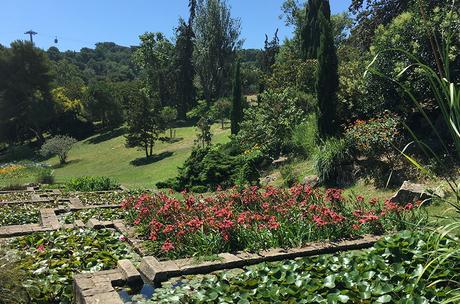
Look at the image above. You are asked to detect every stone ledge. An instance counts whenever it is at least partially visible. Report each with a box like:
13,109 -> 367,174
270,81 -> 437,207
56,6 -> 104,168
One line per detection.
117,259 -> 142,285
140,235 -> 381,283
74,269 -> 124,304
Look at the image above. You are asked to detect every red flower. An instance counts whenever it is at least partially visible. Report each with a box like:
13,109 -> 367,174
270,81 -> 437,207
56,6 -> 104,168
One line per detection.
352,224 -> 361,231
404,203 -> 414,210
37,244 -> 45,252
161,240 -> 175,252
356,195 -> 365,203
162,225 -> 175,234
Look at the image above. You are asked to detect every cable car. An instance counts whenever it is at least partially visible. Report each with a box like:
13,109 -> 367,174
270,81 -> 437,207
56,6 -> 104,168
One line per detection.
54,36 -> 58,44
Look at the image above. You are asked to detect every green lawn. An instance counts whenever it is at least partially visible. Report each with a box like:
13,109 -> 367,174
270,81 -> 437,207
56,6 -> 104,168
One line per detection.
42,124 -> 230,189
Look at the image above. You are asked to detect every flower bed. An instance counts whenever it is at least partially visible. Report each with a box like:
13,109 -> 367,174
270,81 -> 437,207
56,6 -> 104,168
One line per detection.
122,185 -> 424,259
141,230 -> 460,303
58,207 -> 128,224
8,228 -> 138,304
0,202 -> 66,226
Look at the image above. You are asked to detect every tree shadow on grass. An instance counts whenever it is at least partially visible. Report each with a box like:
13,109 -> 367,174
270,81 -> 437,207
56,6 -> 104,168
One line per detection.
85,127 -> 127,145
130,151 -> 174,167
51,159 -> 82,169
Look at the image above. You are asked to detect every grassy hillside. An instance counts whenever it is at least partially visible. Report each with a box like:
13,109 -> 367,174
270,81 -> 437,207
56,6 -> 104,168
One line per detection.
42,124 -> 230,189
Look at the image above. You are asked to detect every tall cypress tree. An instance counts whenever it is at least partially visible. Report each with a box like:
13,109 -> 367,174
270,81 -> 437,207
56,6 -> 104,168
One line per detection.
302,0 -> 331,60
315,1 -> 339,138
231,60 -> 243,135
175,0 -> 197,120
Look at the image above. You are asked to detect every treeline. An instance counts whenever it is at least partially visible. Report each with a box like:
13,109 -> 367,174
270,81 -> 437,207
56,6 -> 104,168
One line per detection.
0,0 -> 264,148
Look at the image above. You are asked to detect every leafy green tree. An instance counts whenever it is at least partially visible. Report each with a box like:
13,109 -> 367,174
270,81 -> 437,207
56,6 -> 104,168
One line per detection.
315,1 -> 339,138
0,41 -> 55,144
134,33 -> 176,108
195,117 -> 213,148
125,90 -> 164,158
40,135 -> 77,165
83,81 -> 123,128
212,98 -> 232,129
160,106 -> 177,138
194,0 -> 242,105
231,61 -> 243,135
349,0 -> 445,49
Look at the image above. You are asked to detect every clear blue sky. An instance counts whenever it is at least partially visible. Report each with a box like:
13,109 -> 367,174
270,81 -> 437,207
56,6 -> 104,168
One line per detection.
0,0 -> 351,51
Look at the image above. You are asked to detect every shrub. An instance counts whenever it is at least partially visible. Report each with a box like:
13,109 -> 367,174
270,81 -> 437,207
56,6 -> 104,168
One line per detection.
35,168 -> 54,184
345,112 -> 402,160
237,88 -> 307,158
156,145 -> 265,192
40,135 -> 77,165
289,113 -> 318,157
280,164 -> 299,187
0,248 -> 28,304
315,137 -> 354,186
66,176 -> 120,192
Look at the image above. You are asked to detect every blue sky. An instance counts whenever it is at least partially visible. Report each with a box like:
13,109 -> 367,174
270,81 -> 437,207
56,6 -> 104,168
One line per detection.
0,0 -> 351,51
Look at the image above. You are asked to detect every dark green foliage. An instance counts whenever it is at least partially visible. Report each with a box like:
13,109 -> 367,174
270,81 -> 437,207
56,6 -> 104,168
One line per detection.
175,19 -> 196,120
156,145 -> 264,192
66,176 -> 120,191
0,41 -> 55,144
302,0 -> 331,59
261,29 -> 280,74
231,61 -> 243,135
124,91 -> 164,158
314,137 -> 354,186
83,81 -> 124,129
47,42 -> 138,84
315,2 -> 339,138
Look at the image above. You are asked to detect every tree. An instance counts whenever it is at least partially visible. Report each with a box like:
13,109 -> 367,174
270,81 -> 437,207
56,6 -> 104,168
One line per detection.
134,33 -> 176,108
0,41 -> 55,144
231,61 -> 243,135
195,117 -> 213,148
302,0 -> 331,59
349,0 -> 445,49
175,19 -> 196,120
194,0 -> 242,105
213,98 -> 232,129
261,29 -> 280,74
83,81 -> 123,128
175,0 -> 198,120
125,90 -> 165,158
315,1 -> 339,138
160,106 -> 177,138
40,135 -> 77,165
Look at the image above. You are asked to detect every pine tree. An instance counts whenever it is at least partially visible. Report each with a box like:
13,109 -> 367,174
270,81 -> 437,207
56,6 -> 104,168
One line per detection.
231,60 -> 243,135
315,1 -> 339,138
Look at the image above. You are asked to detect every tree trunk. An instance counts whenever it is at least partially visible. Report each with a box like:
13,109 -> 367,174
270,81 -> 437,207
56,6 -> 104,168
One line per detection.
149,140 -> 153,157
30,127 -> 45,145
221,116 -> 224,129
145,144 -> 149,158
